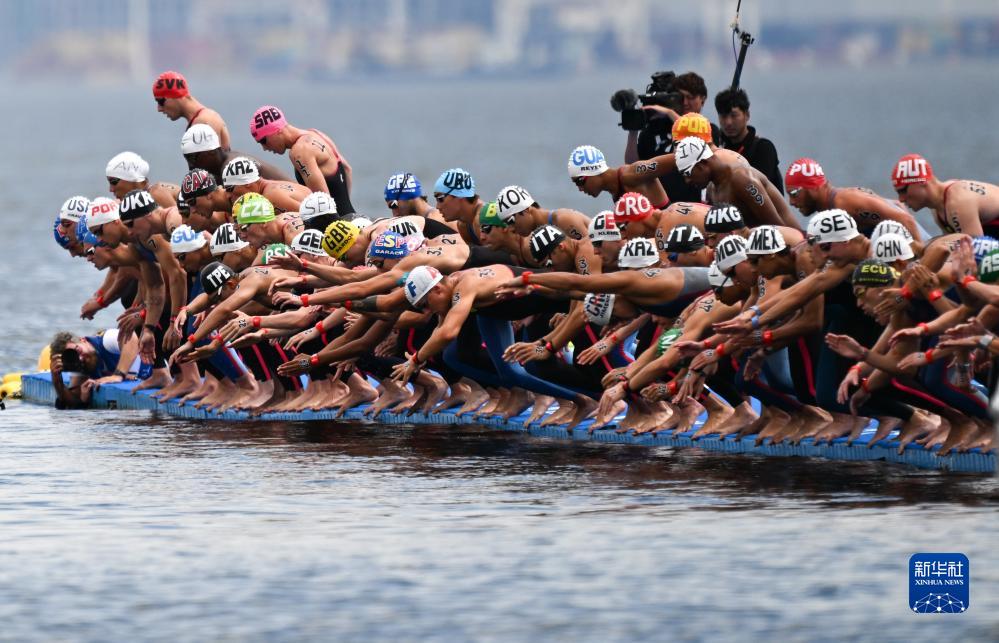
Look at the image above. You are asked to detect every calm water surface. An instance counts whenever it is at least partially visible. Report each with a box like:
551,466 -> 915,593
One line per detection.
0,64 -> 997,641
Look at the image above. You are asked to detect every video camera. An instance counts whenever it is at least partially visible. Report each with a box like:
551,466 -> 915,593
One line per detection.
60,349 -> 84,373
610,71 -> 685,132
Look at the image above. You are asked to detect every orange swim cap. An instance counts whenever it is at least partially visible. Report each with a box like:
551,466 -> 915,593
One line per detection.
671,113 -> 713,144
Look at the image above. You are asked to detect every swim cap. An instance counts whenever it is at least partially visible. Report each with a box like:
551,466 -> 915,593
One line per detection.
870,220 -> 913,244
87,197 -> 120,227
674,137 -> 713,175
222,157 -> 261,187
588,211 -> 620,242
262,243 -> 291,264
806,209 -> 859,244
496,185 -> 534,223
614,192 -> 654,223
53,217 -> 71,249
872,233 -> 914,262
249,105 -> 287,142
529,225 -> 566,264
851,259 -> 899,288
656,328 -> 682,356
746,225 -> 788,256
708,262 -> 731,288
59,195 -> 91,223
971,236 -> 999,263
153,71 -> 189,99
404,266 -> 444,307
978,249 -> 999,284
290,229 -> 325,256
170,224 -> 207,253
704,204 -> 745,233
118,189 -> 158,222
784,158 -> 827,191
322,220 -> 360,259
892,154 -> 933,190
714,235 -> 749,271
567,145 -> 608,178
384,173 -> 422,201
106,152 -> 149,182
618,238 -> 658,268
370,231 -> 410,260
583,293 -> 615,326
478,201 -> 505,228
210,223 -> 249,255
76,216 -> 100,247
352,217 -> 372,229
177,191 -> 190,216
299,192 -> 337,221
671,113 -> 712,144
181,168 -> 217,200
433,168 -> 476,198
181,124 -> 220,154
233,193 -> 275,225
664,224 -> 706,253
200,261 -> 236,295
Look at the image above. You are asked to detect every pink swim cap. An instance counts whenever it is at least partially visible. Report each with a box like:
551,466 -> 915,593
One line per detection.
250,105 -> 287,141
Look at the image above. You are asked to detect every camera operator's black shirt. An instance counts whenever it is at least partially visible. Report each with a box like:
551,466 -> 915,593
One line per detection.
637,120 -> 721,204
719,126 -> 784,195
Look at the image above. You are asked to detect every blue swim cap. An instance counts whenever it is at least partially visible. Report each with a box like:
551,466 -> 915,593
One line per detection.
433,168 -> 475,198
971,236 -> 999,263
370,231 -> 410,259
76,216 -> 100,247
384,173 -> 422,201
53,217 -> 71,249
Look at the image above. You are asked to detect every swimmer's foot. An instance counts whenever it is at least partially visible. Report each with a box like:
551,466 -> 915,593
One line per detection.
133,368 -> 172,394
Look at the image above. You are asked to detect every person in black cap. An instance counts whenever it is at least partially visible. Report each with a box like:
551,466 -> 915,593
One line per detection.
663,224 -> 713,267
714,88 -> 784,194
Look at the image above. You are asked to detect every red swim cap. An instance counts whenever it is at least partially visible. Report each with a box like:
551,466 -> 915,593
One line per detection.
892,154 -> 933,190
785,158 -> 826,191
614,192 -> 654,222
153,71 -> 189,99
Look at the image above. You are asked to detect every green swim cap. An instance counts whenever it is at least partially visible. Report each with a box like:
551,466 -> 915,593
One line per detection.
656,328 -> 682,356
233,192 -> 275,224
979,248 -> 999,284
262,243 -> 290,264
478,201 -> 505,228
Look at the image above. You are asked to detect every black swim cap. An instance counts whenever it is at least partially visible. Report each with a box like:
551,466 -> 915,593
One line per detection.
664,223 -> 706,253
704,204 -> 745,233
852,259 -> 899,288
118,189 -> 158,222
200,261 -> 236,295
529,225 -> 566,263
181,168 -> 217,200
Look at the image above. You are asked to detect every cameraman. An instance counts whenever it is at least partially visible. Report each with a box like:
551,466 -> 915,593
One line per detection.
623,72 -> 719,203
49,329 -> 149,409
714,87 -> 784,194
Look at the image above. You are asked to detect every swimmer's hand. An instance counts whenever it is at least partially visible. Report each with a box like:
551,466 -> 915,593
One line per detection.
391,353 -> 423,385
218,312 -> 254,343
163,325 -> 182,353
268,276 -> 303,296
598,383 -> 626,420
672,340 -> 707,357
824,333 -> 868,361
601,367 -> 628,389
889,325 -> 930,348
495,280 -> 532,299
267,253 -> 303,272
575,340 -> 612,365
277,353 -> 314,377
284,328 -> 317,353
943,316 -> 987,339
503,341 -> 551,364
169,341 -> 195,367
229,330 -> 269,350
712,311 -> 754,335
897,351 -> 931,372
272,291 -> 302,309
80,297 -> 102,320
138,327 -> 156,364
873,288 -> 909,317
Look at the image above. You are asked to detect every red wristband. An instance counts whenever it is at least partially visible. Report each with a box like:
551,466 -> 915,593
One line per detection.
188,334 -> 196,343
300,294 -> 310,306
96,294 -> 106,307
928,289 -> 943,302
703,339 -> 714,349
861,377 -> 871,392
762,330 -> 773,346
212,336 -> 223,346
924,348 -> 935,362
900,284 -> 913,300
960,275 -> 977,287
544,341 -> 556,353
344,300 -> 353,311
252,316 -> 261,328
139,309 -> 147,320
310,355 -> 320,366
849,364 -> 862,373
917,322 -> 930,334
300,275 -> 308,285
667,381 -> 678,395
521,271 -> 533,286
609,333 -> 619,343
716,343 -> 726,357
315,321 -> 324,333
301,259 -> 309,270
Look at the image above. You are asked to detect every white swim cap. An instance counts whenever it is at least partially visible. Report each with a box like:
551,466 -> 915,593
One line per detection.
352,216 -> 372,229
618,237 -> 659,268
222,156 -> 261,187
583,293 -> 616,326
291,229 -> 326,256
870,220 -> 913,244
170,224 -> 207,253
181,124 -> 221,154
708,262 -> 731,288
404,266 -> 444,307
60,196 -> 91,223
299,192 -> 337,221
674,137 -> 713,175
106,151 -> 149,182
210,223 -> 249,255
87,197 -> 120,226
588,210 -> 621,242
567,145 -> 608,178
872,233 -> 915,262
714,235 -> 749,271
807,209 -> 859,244
496,185 -> 534,223
746,226 -> 787,256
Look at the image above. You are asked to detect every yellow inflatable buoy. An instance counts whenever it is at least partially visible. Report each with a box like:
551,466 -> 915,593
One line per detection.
0,372 -> 21,399
38,344 -> 51,371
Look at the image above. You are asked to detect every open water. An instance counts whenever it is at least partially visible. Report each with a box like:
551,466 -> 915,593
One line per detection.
0,64 -> 997,641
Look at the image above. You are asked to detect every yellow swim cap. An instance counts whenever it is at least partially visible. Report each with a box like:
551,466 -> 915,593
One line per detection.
671,113 -> 713,144
322,220 -> 360,259
233,192 -> 275,224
